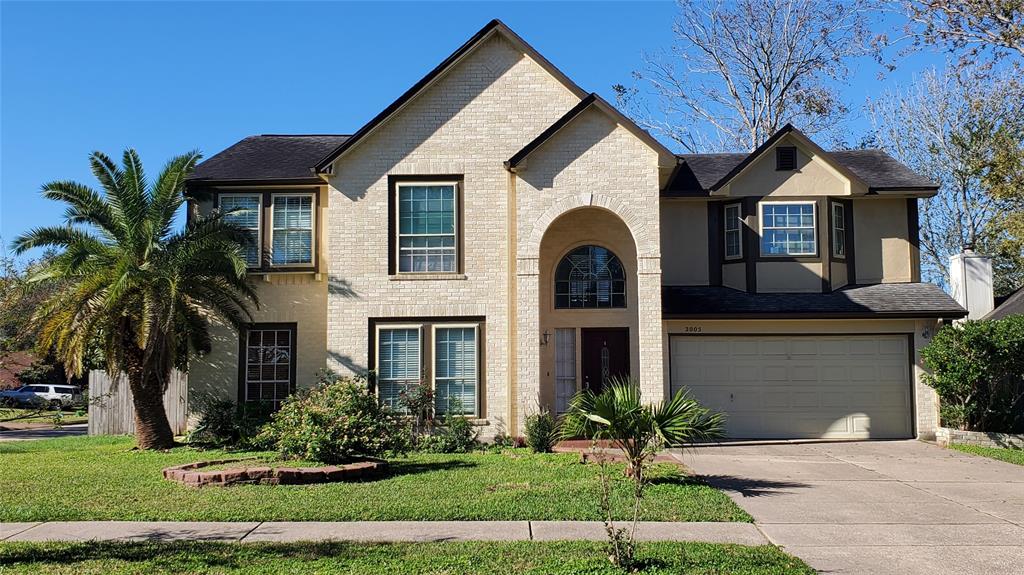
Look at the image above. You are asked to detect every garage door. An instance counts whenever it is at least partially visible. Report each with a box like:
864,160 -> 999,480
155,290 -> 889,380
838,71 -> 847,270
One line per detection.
669,335 -> 912,439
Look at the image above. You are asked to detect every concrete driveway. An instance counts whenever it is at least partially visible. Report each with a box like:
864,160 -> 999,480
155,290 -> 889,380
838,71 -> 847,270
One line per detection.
674,440 -> 1024,575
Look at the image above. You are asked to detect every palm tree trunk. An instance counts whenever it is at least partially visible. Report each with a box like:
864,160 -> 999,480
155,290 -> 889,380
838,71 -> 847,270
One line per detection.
124,357 -> 175,450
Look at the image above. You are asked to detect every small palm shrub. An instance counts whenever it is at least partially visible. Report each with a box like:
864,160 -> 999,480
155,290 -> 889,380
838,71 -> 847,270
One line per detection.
187,397 -> 272,447
524,409 -> 559,453
258,372 -> 410,463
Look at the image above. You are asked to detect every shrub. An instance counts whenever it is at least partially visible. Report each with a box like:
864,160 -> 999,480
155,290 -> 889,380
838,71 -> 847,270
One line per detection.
17,360 -> 63,387
418,411 -> 479,453
398,381 -> 434,437
258,371 -> 411,463
524,409 -> 559,453
187,397 -> 272,447
922,316 -> 1024,433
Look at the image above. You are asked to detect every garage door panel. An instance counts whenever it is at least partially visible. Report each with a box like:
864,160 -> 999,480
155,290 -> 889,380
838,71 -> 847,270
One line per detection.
670,335 -> 912,440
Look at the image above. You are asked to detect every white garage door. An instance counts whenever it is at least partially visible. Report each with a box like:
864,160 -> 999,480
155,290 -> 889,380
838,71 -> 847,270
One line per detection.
669,335 -> 912,439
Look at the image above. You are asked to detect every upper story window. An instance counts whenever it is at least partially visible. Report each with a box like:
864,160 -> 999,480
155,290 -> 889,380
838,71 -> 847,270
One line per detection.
761,202 -> 816,256
397,183 -> 457,273
724,203 -> 743,259
555,245 -> 626,309
220,193 -> 261,266
831,202 -> 847,258
776,146 -> 797,171
271,194 -> 314,266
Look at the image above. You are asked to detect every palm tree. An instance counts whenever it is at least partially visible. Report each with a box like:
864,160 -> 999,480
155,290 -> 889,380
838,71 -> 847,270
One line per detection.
12,150 -> 258,449
561,377 -> 724,481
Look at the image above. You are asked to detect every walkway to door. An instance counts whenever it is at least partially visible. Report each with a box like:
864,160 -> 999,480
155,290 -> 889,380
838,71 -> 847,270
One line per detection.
673,440 -> 1024,575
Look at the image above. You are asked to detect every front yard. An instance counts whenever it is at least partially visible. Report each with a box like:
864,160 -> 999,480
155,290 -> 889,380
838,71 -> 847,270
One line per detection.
0,436 -> 750,522
951,444 -> 1024,466
0,541 -> 813,574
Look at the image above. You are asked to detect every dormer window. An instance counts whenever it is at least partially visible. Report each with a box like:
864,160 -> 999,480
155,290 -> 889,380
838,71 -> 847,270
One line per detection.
761,202 -> 816,256
776,146 -> 797,171
724,203 -> 743,259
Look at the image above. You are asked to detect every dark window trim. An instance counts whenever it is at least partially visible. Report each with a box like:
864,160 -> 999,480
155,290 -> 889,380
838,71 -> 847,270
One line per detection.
907,198 -> 921,282
387,175 -> 465,277
776,146 -> 797,171
213,189 -> 320,274
368,316 -> 486,417
237,322 -> 298,405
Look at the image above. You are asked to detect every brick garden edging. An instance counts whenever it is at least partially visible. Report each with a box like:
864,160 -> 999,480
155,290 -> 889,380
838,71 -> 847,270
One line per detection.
163,458 -> 387,487
936,427 -> 1024,450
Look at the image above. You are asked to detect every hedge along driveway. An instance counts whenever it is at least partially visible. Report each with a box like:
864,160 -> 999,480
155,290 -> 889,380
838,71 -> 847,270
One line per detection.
0,437 -> 751,522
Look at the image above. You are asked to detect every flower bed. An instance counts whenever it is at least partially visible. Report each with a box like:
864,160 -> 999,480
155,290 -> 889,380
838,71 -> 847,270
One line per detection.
162,458 -> 386,487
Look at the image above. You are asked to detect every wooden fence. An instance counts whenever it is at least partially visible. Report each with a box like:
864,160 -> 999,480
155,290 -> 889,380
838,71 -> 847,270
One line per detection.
87,370 -> 189,436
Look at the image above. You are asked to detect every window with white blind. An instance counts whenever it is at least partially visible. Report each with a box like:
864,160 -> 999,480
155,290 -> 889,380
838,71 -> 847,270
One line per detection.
376,327 -> 421,410
554,328 -> 576,414
220,194 -> 261,267
831,202 -> 847,258
271,194 -> 314,266
242,325 -> 295,405
760,202 -> 817,256
397,183 -> 457,273
433,326 -> 477,416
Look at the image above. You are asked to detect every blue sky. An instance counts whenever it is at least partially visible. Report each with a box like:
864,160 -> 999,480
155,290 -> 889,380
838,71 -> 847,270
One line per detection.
1,1 -> 943,262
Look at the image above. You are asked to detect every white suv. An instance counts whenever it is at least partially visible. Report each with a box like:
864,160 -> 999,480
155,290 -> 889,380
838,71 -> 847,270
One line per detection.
0,385 -> 83,409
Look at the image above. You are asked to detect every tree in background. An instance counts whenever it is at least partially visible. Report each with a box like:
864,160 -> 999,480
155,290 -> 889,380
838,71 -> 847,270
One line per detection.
615,0 -> 872,152
893,0 -> 1024,69
12,150 -> 258,449
868,67 -> 1024,291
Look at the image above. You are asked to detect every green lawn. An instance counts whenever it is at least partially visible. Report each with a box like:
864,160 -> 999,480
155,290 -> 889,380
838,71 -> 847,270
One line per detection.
0,541 -> 813,575
0,436 -> 750,522
951,443 -> 1024,466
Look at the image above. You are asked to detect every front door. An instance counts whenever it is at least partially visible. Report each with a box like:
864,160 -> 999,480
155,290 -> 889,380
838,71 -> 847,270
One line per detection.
581,328 -> 629,394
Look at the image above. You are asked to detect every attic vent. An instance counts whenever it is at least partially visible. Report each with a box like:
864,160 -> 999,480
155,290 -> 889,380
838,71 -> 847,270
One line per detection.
776,146 -> 797,171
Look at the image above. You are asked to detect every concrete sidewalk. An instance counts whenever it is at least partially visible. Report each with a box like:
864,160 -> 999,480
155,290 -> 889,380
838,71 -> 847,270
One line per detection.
0,520 -> 767,545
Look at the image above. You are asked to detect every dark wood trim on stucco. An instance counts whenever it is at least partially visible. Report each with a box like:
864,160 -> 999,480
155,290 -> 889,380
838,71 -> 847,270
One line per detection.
707,202 -> 723,286
845,198 -> 857,285
907,198 -> 921,282
387,175 -> 466,277
742,197 -> 759,293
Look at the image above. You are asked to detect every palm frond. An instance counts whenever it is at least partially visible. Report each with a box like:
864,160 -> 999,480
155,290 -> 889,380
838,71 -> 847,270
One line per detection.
11,226 -> 105,255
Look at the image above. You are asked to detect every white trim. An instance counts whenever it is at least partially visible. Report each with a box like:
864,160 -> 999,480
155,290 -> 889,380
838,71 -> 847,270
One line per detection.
218,192 -> 263,267
394,181 -> 460,274
430,323 -> 479,417
724,203 -> 743,260
269,192 -> 316,267
758,200 -> 818,257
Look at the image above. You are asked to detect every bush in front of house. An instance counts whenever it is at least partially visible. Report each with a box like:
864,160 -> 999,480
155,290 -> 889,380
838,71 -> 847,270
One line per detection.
524,409 -> 560,453
258,371 -> 411,463
187,397 -> 273,448
922,316 -> 1024,433
418,410 -> 479,453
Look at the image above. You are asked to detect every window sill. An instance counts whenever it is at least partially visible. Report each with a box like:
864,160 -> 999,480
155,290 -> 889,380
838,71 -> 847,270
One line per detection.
389,273 -> 467,281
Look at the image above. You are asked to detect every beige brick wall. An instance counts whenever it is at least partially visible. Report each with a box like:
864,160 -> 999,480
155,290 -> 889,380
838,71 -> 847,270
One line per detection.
324,34 -> 581,436
514,106 -> 665,430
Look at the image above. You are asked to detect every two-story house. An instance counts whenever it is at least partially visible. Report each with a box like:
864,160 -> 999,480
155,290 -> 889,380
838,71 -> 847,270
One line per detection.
186,20 -> 966,441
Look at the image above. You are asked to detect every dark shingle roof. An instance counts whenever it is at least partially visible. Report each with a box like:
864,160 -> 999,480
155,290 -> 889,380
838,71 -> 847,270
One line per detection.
664,149 -> 937,196
663,283 -> 966,318
188,135 -> 350,183
983,286 -> 1024,320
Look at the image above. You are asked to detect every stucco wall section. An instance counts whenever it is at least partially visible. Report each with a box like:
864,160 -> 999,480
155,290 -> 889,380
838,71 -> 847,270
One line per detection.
324,34 -> 581,436
854,198 -> 912,284
514,105 -> 664,428
726,135 -> 859,197
190,273 -> 328,403
660,200 -> 708,285
756,261 -> 822,293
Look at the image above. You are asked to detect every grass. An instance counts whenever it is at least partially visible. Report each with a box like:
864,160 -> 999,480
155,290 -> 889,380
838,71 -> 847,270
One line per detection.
951,443 -> 1024,466
0,436 -> 750,522
0,541 -> 814,574
0,408 -> 87,426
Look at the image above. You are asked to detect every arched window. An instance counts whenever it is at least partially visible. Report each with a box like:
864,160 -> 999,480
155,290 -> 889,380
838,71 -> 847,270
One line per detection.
555,245 -> 626,309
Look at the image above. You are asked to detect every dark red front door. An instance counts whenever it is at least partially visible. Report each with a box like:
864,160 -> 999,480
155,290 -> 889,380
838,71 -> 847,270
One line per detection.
581,328 -> 629,394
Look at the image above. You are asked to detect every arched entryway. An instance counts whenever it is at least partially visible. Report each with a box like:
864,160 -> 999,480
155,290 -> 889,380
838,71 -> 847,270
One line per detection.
537,207 -> 639,414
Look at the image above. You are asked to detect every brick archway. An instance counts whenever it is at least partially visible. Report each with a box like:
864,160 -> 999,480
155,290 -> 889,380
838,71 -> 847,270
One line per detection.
521,193 -> 657,259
